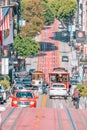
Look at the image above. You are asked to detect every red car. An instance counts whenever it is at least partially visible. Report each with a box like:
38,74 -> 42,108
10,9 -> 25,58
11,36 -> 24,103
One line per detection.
10,89 -> 38,108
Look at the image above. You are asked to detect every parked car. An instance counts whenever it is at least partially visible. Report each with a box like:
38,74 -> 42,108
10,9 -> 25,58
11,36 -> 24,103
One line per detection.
15,81 -> 23,86
68,41 -> 74,46
62,56 -> 69,62
22,78 -> 33,89
49,83 -> 68,99
10,89 -> 38,108
16,85 -> 26,90
0,84 -> 7,103
29,68 -> 35,75
0,93 -> 4,104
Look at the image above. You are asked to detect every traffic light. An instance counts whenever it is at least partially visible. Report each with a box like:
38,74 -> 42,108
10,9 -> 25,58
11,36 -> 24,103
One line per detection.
76,30 -> 86,43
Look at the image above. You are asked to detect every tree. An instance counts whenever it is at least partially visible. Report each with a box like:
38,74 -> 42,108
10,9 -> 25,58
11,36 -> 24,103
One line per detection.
77,84 -> 87,97
14,34 -> 40,57
21,0 -> 45,37
20,0 -> 54,37
47,0 -> 77,25
43,3 -> 54,25
0,79 -> 10,89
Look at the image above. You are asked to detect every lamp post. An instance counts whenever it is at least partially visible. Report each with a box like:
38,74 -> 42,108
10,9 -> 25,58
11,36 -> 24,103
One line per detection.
10,49 -> 18,83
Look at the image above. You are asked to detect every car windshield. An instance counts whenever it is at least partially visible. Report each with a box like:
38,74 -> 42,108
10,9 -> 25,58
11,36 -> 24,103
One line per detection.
23,79 -> 30,82
29,69 -> 35,73
53,84 -> 65,88
63,56 -> 68,59
16,81 -> 22,84
71,81 -> 77,85
17,86 -> 24,90
16,92 -> 33,98
0,85 -> 4,90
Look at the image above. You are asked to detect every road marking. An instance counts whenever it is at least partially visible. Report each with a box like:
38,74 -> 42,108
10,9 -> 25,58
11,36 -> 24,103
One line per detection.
41,94 -> 48,108
35,108 -> 42,129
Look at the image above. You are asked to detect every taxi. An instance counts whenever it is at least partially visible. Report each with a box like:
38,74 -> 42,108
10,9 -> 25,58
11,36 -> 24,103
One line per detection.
10,89 -> 38,108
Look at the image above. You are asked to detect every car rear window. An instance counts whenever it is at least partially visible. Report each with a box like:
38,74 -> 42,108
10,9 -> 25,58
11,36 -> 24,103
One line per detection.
16,92 -> 33,98
53,85 -> 65,88
23,79 -> 30,81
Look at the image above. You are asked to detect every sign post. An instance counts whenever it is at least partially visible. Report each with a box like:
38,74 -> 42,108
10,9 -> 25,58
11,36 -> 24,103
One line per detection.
1,57 -> 9,75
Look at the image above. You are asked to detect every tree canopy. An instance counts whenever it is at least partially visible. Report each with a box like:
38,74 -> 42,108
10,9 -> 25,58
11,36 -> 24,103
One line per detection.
20,0 -> 54,37
21,0 -> 45,37
14,34 -> 40,57
47,0 -> 77,24
15,0 -> 77,57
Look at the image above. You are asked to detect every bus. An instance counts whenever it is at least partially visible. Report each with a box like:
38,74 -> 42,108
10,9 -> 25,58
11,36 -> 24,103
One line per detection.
49,67 -> 70,89
31,71 -> 45,89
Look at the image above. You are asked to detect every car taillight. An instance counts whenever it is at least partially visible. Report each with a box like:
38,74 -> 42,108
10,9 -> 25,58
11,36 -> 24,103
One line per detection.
62,88 -> 67,90
30,101 -> 34,105
13,100 -> 17,104
50,88 -> 54,90
32,81 -> 35,84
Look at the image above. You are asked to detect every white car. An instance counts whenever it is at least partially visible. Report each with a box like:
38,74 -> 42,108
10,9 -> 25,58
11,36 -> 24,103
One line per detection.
49,83 -> 68,99
0,84 -> 7,103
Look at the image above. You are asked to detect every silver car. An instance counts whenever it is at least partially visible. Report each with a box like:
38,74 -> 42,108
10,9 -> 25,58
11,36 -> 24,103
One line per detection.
49,83 -> 68,99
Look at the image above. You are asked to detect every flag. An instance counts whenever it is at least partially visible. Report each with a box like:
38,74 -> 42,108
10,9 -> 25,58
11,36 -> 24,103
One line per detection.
3,19 -> 13,46
0,7 -> 10,31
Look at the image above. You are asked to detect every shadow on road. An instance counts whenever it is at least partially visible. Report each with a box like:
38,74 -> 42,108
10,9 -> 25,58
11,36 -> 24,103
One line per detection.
39,41 -> 58,52
50,30 -> 70,43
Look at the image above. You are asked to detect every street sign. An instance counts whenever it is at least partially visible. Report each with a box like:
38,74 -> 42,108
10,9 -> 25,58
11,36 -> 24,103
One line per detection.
76,31 -> 86,43
1,58 -> 9,75
19,19 -> 26,27
68,25 -> 72,32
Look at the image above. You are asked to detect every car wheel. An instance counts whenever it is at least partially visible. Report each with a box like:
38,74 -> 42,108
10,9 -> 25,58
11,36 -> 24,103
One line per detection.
1,101 -> 4,104
64,96 -> 67,100
4,100 -> 7,103
49,96 -> 52,99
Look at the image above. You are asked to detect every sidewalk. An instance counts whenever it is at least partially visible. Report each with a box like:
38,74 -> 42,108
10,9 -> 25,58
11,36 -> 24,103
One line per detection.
79,97 -> 87,109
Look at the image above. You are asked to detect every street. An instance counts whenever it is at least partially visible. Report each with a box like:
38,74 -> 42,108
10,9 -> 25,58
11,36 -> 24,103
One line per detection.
0,19 -> 87,130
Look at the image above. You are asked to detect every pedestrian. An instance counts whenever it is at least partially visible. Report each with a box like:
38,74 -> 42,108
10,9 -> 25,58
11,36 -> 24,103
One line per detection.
42,80 -> 48,94
68,84 -> 72,95
72,88 -> 81,108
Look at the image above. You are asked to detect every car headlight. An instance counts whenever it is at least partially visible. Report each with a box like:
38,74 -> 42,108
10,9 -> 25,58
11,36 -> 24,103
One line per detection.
13,100 -> 17,104
30,101 -> 34,105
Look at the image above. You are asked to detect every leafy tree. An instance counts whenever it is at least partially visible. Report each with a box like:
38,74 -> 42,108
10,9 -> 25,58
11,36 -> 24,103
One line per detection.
77,84 -> 87,97
47,0 -> 77,25
14,34 -> 40,57
0,79 -> 10,89
20,0 -> 54,37
43,3 -> 54,25
21,0 -> 45,37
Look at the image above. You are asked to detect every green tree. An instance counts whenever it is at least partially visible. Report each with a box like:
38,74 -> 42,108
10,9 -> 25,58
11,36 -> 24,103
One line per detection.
20,0 -> 54,37
77,84 -> 87,97
14,34 -> 40,57
43,3 -> 54,25
0,79 -> 10,89
21,0 -> 45,37
47,0 -> 77,25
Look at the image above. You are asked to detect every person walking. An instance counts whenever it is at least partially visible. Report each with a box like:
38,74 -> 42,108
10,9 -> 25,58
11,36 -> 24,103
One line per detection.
68,84 -> 72,95
72,88 -> 81,108
42,80 -> 48,94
